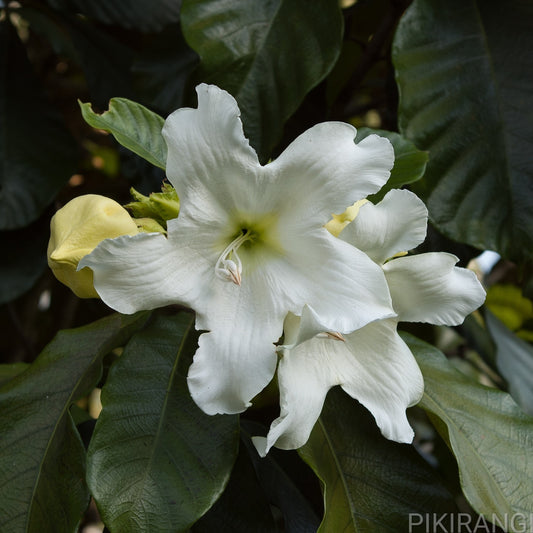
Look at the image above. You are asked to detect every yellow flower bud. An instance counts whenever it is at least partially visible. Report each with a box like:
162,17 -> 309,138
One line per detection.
47,194 -> 139,298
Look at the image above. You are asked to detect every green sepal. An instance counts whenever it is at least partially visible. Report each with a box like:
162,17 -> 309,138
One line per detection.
125,183 -> 180,229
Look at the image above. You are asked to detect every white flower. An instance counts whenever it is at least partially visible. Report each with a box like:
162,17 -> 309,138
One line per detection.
79,84 -> 396,415
254,189 -> 486,456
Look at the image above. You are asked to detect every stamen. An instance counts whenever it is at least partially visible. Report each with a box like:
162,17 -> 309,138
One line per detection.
215,231 -> 251,285
317,331 -> 346,341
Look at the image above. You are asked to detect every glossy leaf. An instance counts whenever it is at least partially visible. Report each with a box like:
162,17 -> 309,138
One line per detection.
0,20 -> 77,230
393,0 -> 533,260
406,333 -> 533,530
79,98 -> 167,169
299,388 -> 457,533
45,0 -> 182,33
485,311 -> 533,416
355,127 -> 428,202
87,313 -> 240,532
181,0 -> 343,161
0,312 -> 149,533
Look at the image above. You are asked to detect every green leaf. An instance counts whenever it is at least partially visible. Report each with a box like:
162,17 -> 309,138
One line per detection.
392,0 -> 533,261
20,6 -> 134,108
355,127 -> 429,202
132,23 -> 198,114
61,12 -> 134,107
485,310 -> 533,416
0,19 -> 77,229
44,0 -> 182,33
0,312 -> 149,533
87,313 -> 240,532
0,363 -> 29,388
79,98 -> 167,169
299,388 -> 457,533
181,0 -> 343,161
405,333 -> 533,531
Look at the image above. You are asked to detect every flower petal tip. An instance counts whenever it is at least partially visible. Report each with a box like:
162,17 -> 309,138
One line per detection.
251,436 -> 269,458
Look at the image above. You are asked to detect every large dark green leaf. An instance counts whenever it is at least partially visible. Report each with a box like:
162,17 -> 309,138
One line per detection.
80,98 -> 167,169
45,0 -> 182,33
406,333 -> 533,531
0,363 -> 29,388
59,11 -> 134,107
299,388 -> 457,533
132,23 -> 198,114
393,0 -> 533,261
0,20 -> 77,230
485,310 -> 533,416
181,0 -> 343,161
87,313 -> 240,532
0,312 -> 149,533
20,6 -> 134,107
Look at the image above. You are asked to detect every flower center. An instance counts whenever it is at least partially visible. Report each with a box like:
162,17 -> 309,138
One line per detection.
215,230 -> 252,285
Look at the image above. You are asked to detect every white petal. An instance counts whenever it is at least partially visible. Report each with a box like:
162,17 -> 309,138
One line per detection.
79,232 -> 210,314
187,268 -> 285,415
339,189 -> 428,264
162,84 -> 264,220
269,126 -> 394,228
280,307 -> 326,349
257,319 -> 423,455
383,253 -> 486,325
275,228 -> 395,335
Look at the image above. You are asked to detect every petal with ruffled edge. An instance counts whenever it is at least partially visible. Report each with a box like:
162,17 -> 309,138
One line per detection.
270,126 -> 394,229
339,189 -> 428,264
162,84 -> 262,222
164,85 -> 395,235
253,317 -> 423,456
383,252 -> 486,325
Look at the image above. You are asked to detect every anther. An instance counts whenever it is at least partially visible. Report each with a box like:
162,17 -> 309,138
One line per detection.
317,331 -> 346,341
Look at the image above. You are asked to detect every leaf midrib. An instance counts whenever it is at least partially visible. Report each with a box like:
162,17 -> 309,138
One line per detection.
127,317 -> 195,518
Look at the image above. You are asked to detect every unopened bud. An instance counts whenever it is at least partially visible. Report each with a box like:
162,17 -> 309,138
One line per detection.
47,194 -> 139,298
